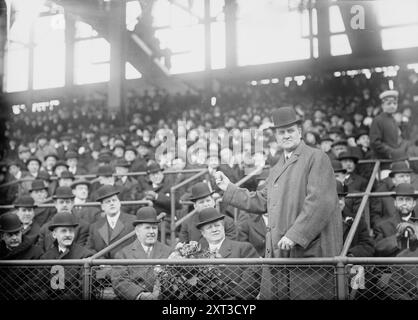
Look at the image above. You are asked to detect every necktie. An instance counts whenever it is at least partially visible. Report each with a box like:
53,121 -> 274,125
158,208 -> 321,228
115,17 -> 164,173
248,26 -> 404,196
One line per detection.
146,246 -> 152,258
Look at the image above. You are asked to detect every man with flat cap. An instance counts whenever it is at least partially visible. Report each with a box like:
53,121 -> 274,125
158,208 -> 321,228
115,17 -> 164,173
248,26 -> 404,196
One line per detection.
111,207 -> 172,300
195,207 -> 260,300
179,182 -> 237,244
37,186 -> 89,252
370,90 -> 407,176
86,185 -> 136,258
215,106 -> 342,299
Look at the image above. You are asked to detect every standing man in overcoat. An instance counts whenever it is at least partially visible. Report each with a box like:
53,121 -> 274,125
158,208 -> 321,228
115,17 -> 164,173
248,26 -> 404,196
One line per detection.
215,106 -> 343,299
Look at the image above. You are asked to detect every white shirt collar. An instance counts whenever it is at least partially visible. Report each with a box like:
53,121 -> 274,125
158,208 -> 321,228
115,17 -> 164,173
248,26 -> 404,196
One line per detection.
58,245 -> 68,253
141,243 -> 153,255
401,213 -> 412,222
106,211 -> 121,229
74,198 -> 86,205
262,214 -> 269,226
208,237 -> 225,253
284,151 -> 293,160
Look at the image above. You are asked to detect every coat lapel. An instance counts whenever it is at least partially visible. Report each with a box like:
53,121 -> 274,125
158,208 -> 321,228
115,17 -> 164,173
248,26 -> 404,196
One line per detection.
110,217 -> 125,242
98,220 -> 109,245
271,142 -> 304,184
131,240 -> 148,259
253,215 -> 267,237
219,239 -> 232,258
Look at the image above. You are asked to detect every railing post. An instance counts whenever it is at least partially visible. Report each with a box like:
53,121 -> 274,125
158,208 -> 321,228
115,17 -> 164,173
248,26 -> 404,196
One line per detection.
82,259 -> 92,300
335,260 -> 347,300
170,188 -> 176,246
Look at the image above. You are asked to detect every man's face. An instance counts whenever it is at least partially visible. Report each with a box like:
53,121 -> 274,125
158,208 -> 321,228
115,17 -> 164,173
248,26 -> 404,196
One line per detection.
54,198 -> 74,214
392,173 -> 411,186
58,178 -> 73,187
99,176 -> 115,186
149,171 -> 164,185
55,166 -> 67,177
18,150 -> 30,162
338,196 -> 346,211
394,196 -> 416,216
2,230 -> 22,249
124,150 -> 136,162
341,159 -> 355,173
52,227 -> 75,248
73,185 -> 88,201
30,189 -> 48,203
194,196 -> 215,212
38,138 -> 47,147
15,207 -> 34,225
114,147 -> 124,158
320,141 -> 332,153
275,125 -> 302,152
357,135 -> 369,148
8,165 -> 20,176
382,97 -> 398,114
101,195 -> 121,217
67,158 -> 77,168
45,157 -> 56,169
138,146 -> 149,157
135,223 -> 158,246
27,161 -> 40,175
200,220 -> 225,244
115,166 -> 129,177
332,145 -> 348,157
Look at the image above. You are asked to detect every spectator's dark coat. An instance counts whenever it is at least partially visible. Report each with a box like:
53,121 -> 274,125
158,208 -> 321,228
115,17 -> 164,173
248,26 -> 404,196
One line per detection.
237,214 -> 267,257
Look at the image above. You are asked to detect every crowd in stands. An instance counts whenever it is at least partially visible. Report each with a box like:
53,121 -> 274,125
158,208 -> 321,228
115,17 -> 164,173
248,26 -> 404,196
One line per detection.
1,68 -> 418,299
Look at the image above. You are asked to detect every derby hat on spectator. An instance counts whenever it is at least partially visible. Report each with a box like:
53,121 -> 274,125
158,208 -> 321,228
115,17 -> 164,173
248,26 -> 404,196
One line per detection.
18,145 -> 30,153
391,183 -> 418,198
320,135 -> 333,143
98,153 -> 112,164
0,212 -> 22,233
44,152 -> 59,160
48,212 -> 79,231
96,165 -> 114,177
379,90 -> 399,100
189,182 -> 215,201
125,146 -> 137,154
329,126 -> 344,135
331,160 -> 347,174
71,179 -> 91,189
29,179 -> 48,192
271,107 -> 302,129
196,207 -> 225,229
113,142 -> 125,150
355,129 -> 369,140
95,185 -> 120,202
389,161 -> 413,177
133,207 -> 160,226
147,162 -> 162,174
115,158 -> 131,168
14,195 -> 37,208
65,150 -> 79,160
338,151 -> 359,163
331,139 -> 348,148
60,170 -> 75,180
7,160 -> 21,169
53,186 -> 75,199
25,156 -> 41,167
37,170 -> 51,182
52,161 -> 69,172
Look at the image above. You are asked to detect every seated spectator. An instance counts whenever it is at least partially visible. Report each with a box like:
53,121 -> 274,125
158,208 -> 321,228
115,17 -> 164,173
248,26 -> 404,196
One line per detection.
87,185 -> 136,258
374,183 -> 418,257
37,187 -> 89,252
330,140 -> 349,161
114,158 -> 139,215
89,165 -> 115,201
111,207 -> 172,300
58,170 -> 75,188
179,182 -> 237,244
29,179 -> 55,227
337,180 -> 374,257
196,207 -> 260,300
0,212 -> 43,260
338,151 -> 368,192
65,151 -> 87,176
13,195 -> 41,246
71,179 -> 101,224
52,160 -> 69,178
43,152 -> 58,176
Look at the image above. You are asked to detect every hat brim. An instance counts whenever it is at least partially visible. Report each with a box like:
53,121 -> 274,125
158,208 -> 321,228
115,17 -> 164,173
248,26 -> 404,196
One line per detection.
337,193 -> 347,197
334,169 -> 347,174
132,219 -> 160,226
48,223 -> 79,231
189,191 -> 215,202
14,204 -> 37,208
389,169 -> 413,177
338,156 -> 359,163
53,195 -> 75,200
96,190 -> 120,202
391,193 -> 418,198
30,187 -> 48,192
196,215 -> 224,229
0,226 -> 22,233
270,119 -> 302,130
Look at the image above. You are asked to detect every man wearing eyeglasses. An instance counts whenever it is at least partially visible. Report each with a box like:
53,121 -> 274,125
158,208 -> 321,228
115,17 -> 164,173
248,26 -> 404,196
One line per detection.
37,186 -> 89,252
86,185 -> 136,259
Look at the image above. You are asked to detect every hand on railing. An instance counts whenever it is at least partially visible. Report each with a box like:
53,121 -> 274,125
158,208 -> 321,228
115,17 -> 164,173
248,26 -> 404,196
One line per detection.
213,171 -> 231,191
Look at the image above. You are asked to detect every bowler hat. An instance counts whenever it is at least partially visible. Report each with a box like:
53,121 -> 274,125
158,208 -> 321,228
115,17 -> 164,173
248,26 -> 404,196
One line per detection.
389,161 -> 413,177
320,135 -> 333,143
189,182 -> 215,202
125,146 -> 137,154
355,130 -> 369,140
98,153 -> 112,164
71,179 -> 91,189
60,171 -> 75,180
379,90 -> 399,100
271,107 -> 302,129
96,165 -> 114,177
14,195 -> 37,208
65,151 -> 78,160
391,183 -> 418,198
29,179 -> 48,192
336,180 -> 347,197
48,212 -> 79,231
331,140 -> 348,148
338,151 -> 359,163
328,126 -> 343,135
53,161 -> 69,172
44,152 -> 59,160
147,162 -> 162,174
331,160 -> 347,174
113,142 -> 125,150
53,186 -> 75,199
0,213 -> 22,233
95,185 -> 120,202
115,158 -> 131,168
26,156 -> 41,167
196,207 -> 225,229
133,207 -> 160,226
37,170 -> 51,182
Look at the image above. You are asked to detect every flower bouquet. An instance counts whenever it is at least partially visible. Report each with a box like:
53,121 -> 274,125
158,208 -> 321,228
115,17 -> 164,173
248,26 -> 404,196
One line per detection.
155,241 -> 229,300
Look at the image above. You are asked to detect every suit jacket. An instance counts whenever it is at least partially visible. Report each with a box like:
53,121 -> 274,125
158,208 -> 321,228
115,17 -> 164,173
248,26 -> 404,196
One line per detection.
179,212 -> 237,244
238,214 -> 267,257
111,240 -> 172,300
22,222 -> 41,246
33,206 -> 55,228
201,238 -> 260,300
344,173 -> 368,193
0,236 -> 43,260
86,212 -> 136,259
72,205 -> 101,225
38,212 -> 90,252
